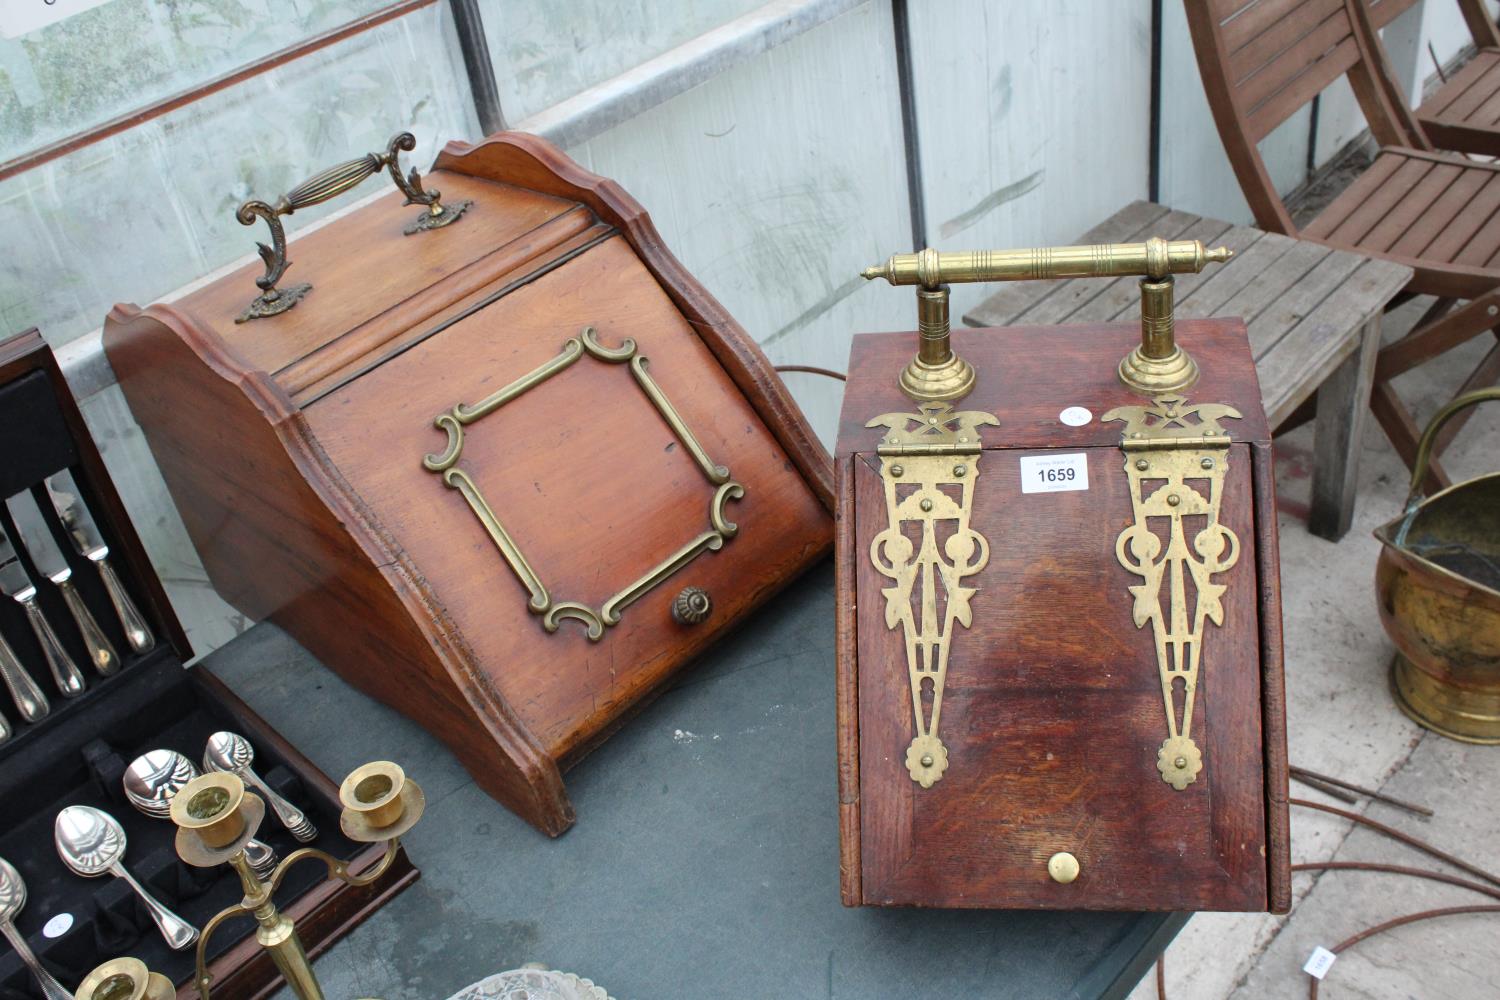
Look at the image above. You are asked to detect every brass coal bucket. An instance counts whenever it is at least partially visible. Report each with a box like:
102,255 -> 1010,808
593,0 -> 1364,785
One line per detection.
1374,387 -> 1500,743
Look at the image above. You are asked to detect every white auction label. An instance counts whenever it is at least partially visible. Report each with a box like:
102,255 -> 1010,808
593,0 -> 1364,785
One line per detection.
1058,405 -> 1093,427
42,913 -> 73,939
1019,452 -> 1089,494
1302,946 -> 1337,980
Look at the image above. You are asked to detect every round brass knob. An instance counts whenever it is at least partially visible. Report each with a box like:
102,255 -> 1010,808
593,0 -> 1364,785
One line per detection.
1047,851 -> 1080,884
672,586 -> 712,625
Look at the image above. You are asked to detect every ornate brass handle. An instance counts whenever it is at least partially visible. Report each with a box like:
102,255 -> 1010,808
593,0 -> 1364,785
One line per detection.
861,237 -> 1232,401
234,130 -> 473,323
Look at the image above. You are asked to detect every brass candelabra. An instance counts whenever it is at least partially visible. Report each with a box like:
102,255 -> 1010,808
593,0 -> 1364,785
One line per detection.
71,760 -> 424,1000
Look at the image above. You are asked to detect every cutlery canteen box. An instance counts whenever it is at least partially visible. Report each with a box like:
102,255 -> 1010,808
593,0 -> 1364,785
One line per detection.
834,316 -> 1291,912
103,131 -> 834,838
0,329 -> 416,1000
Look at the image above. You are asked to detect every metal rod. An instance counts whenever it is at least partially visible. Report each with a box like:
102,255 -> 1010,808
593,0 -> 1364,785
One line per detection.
1290,765 -> 1434,817
1148,0 -> 1163,203
0,0 -> 437,184
891,0 -> 927,249
448,0 -> 508,135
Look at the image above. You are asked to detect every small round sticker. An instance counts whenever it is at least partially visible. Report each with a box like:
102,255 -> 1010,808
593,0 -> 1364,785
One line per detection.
42,913 -> 73,939
1059,406 -> 1092,427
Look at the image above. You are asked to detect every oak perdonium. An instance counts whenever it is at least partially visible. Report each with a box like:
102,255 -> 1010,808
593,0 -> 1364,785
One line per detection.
103,133 -> 832,837
837,243 -> 1290,912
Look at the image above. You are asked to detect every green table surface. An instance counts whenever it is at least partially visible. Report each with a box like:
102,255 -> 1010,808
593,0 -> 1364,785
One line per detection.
201,562 -> 1184,1000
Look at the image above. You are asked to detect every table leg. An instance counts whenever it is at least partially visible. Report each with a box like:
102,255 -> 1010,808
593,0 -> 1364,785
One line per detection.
1309,314 -> 1382,541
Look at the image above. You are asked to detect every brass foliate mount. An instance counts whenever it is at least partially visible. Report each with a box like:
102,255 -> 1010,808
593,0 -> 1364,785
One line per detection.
236,130 -> 473,323
860,238 -> 1233,402
126,760 -> 427,1000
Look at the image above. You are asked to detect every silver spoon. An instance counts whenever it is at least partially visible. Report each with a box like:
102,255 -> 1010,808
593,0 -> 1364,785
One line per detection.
123,749 -> 279,880
0,856 -> 73,1000
53,805 -> 199,951
203,732 -> 317,842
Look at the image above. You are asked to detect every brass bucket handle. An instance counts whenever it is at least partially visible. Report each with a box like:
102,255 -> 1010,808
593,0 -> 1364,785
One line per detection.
1395,386 -> 1500,546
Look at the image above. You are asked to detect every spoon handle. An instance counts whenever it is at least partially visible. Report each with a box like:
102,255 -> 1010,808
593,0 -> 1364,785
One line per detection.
0,918 -> 74,1000
109,863 -> 199,950
243,838 -> 280,882
244,768 -> 318,843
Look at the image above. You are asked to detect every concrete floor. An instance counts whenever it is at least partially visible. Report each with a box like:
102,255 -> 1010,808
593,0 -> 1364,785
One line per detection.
1126,301 -> 1500,1000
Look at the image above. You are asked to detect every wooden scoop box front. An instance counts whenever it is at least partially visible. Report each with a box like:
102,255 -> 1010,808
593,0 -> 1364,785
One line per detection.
104,133 -> 833,837
835,320 -> 1291,911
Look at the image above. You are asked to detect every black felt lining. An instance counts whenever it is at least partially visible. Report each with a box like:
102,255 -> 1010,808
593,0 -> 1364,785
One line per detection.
0,656 -> 367,998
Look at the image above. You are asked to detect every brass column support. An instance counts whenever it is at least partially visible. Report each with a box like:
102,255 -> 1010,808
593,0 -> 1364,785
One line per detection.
1117,275 -> 1200,395
862,237 -> 1232,403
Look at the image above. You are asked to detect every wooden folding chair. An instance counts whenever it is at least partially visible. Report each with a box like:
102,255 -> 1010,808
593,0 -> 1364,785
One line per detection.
1366,0 -> 1500,157
1186,0 -> 1500,490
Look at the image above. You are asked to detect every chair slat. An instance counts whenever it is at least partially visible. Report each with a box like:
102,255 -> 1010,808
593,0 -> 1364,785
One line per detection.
1362,162 -> 1463,252
1247,40 -> 1361,140
1456,192 -> 1500,266
1390,168 -> 1489,258
1438,54 -> 1500,123
1223,0 -> 1304,54
1302,152 -> 1405,239
1229,0 -> 1344,85
1422,51 -> 1497,118
1240,9 -> 1355,112
1423,171 -> 1500,263
1364,0 -> 1421,31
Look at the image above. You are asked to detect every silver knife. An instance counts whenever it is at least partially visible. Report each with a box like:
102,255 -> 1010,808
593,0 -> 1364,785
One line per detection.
5,491 -> 112,682
0,528 -> 61,717
46,470 -> 155,654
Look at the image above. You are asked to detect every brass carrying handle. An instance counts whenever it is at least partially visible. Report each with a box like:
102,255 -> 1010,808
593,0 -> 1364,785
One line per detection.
234,130 -> 473,323
860,237 -> 1233,402
861,239 -> 1233,289
1404,387 -> 1500,505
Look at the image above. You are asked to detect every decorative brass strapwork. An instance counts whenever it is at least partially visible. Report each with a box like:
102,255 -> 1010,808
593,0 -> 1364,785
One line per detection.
423,326 -> 743,642
860,238 -> 1233,403
235,130 -> 473,323
1103,394 -> 1242,791
867,403 -> 997,787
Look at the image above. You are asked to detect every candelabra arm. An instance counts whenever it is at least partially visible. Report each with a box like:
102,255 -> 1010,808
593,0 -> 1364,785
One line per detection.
192,899 -> 259,1000
268,839 -> 404,896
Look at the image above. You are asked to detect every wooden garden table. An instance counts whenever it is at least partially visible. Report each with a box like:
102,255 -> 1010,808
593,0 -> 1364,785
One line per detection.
964,200 -> 1412,541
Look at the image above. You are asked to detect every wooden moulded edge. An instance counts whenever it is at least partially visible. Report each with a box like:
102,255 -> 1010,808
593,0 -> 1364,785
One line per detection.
432,131 -> 835,513
1251,441 -> 1293,914
101,302 -> 575,836
834,455 -> 862,906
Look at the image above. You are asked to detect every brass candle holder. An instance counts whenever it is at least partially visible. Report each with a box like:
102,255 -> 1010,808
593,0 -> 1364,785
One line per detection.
72,760 -> 424,1000
861,237 -> 1233,402
73,958 -> 175,1000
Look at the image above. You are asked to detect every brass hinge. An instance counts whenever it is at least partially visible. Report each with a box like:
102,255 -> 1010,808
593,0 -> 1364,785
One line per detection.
866,402 -> 997,788
1102,394 -> 1243,791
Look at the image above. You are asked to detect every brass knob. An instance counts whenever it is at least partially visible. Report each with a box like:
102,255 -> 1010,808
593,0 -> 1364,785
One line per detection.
672,586 -> 712,625
1047,851 -> 1080,884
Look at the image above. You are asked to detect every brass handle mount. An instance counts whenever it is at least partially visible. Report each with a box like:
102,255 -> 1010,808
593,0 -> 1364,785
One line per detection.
234,130 -> 474,323
861,237 -> 1233,402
